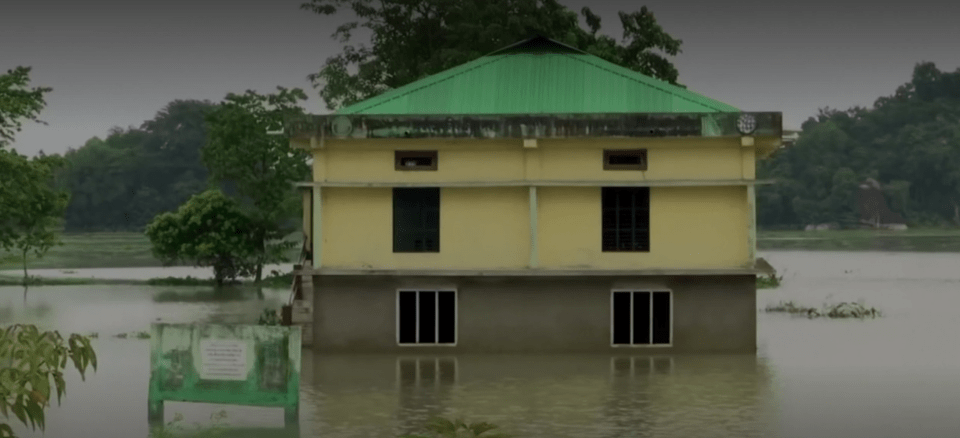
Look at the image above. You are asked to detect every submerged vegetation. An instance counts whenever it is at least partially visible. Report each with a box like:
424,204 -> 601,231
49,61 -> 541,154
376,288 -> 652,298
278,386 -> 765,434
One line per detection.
756,273 -> 783,289
151,411 -> 229,438
257,308 -> 282,326
764,299 -> 882,319
401,417 -> 512,438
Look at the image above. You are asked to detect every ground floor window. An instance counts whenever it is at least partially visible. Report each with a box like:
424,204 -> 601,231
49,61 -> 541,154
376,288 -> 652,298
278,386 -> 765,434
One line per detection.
397,290 -> 457,345
611,291 -> 672,346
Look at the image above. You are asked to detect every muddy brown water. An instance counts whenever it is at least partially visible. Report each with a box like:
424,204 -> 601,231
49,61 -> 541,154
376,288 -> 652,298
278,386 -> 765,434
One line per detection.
2,250 -> 960,438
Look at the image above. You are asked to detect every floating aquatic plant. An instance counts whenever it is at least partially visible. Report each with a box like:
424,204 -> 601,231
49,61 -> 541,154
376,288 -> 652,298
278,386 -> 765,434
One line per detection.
401,417 -> 512,438
764,299 -> 882,319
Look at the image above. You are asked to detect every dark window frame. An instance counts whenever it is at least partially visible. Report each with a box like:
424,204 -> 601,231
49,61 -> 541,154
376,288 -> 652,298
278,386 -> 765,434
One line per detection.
395,150 -> 438,171
397,290 -> 458,346
603,149 -> 647,171
393,187 -> 440,253
601,187 -> 650,252
610,290 -> 672,346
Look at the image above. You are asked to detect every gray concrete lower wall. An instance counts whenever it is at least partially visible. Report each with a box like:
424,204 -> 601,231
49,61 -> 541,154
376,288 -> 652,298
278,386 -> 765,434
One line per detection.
311,275 -> 756,354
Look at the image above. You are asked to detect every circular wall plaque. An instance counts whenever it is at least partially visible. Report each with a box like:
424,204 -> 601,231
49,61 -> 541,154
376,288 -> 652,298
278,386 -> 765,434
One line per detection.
331,116 -> 353,137
736,114 -> 757,135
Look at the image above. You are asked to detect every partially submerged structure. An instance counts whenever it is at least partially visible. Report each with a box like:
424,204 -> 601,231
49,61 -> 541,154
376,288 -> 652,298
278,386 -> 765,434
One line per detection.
857,178 -> 908,230
285,37 -> 782,353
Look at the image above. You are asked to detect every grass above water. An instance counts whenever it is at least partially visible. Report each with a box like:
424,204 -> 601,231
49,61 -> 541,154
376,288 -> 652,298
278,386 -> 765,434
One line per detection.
0,231 -> 302,271
764,299 -> 882,319
757,228 -> 960,251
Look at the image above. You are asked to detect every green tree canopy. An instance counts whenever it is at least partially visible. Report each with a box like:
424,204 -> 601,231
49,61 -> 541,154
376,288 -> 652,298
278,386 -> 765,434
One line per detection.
758,61 -> 960,228
57,100 -> 215,232
0,67 -> 51,149
203,87 -> 311,282
301,0 -> 685,110
145,189 -> 259,285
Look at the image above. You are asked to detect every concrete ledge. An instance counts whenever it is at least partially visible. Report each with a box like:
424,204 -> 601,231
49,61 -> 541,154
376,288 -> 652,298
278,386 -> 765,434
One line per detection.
293,179 -> 775,188
295,268 -> 764,277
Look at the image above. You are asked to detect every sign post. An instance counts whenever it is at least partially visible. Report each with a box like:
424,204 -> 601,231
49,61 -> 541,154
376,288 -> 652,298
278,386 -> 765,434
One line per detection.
148,323 -> 301,427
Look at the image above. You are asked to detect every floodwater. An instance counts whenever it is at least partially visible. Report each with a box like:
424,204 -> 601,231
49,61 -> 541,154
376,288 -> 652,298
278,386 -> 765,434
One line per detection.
2,250 -> 960,438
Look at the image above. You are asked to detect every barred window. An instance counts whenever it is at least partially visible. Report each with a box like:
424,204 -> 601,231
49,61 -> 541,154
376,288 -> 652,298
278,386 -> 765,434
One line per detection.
393,188 -> 440,252
601,187 -> 650,252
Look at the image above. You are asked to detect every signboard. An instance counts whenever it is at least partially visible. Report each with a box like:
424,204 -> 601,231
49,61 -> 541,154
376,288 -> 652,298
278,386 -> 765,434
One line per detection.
148,323 -> 301,427
199,339 -> 248,380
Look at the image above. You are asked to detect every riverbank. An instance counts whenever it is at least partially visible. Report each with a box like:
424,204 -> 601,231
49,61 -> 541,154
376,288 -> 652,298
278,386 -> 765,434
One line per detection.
0,271 -> 294,288
0,231 -> 302,271
758,228 -> 960,251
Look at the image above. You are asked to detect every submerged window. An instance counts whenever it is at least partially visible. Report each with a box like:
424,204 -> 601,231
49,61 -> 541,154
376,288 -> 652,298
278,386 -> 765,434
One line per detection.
396,150 -> 438,170
602,187 -> 650,252
611,291 -> 671,346
397,290 -> 457,345
604,149 -> 647,170
394,188 -> 440,252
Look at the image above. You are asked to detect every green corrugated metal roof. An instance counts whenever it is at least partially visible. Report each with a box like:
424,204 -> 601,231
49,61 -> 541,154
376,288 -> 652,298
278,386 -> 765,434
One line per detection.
335,37 -> 740,115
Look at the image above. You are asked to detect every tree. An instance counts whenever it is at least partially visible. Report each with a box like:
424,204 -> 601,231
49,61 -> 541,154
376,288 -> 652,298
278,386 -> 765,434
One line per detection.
0,151 -> 69,281
757,62 -> 960,229
145,189 -> 259,285
0,325 -> 97,438
0,67 -> 51,149
57,100 -> 215,232
203,88 -> 311,282
301,0 -> 685,110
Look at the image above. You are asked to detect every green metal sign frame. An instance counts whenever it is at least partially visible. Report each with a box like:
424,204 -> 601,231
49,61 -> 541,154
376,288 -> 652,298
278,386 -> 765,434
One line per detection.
147,323 -> 302,426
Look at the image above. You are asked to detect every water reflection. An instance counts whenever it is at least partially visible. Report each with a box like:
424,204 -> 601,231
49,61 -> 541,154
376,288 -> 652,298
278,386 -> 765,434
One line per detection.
306,353 -> 771,438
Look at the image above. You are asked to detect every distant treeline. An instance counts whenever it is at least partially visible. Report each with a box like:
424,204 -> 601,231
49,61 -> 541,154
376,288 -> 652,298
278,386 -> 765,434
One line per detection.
758,62 -> 960,229
55,100 -> 217,231
52,63 -> 960,232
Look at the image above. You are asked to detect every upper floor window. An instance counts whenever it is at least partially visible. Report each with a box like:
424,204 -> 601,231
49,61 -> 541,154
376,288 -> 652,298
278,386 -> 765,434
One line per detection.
394,188 -> 440,252
396,150 -> 438,171
603,149 -> 647,171
602,187 -> 650,252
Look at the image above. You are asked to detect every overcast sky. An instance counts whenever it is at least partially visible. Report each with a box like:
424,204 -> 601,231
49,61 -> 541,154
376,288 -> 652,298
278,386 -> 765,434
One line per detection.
3,0 -> 959,157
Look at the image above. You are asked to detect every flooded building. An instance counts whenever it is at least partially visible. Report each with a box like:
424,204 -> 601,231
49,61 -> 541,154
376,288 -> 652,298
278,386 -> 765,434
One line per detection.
286,37 -> 783,353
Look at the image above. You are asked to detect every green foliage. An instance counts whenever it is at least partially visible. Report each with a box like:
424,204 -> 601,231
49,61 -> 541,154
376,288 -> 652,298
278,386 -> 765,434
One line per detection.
301,0 -> 685,110
145,189 -> 259,285
756,273 -> 783,289
759,62 -> 960,228
151,411 -> 229,438
0,150 -> 70,280
0,324 -> 97,438
203,88 -> 310,282
257,308 -> 282,326
146,276 -> 217,286
0,66 -> 69,281
401,417 -> 512,438
0,67 -> 52,149
57,100 -> 215,232
764,299 -> 882,319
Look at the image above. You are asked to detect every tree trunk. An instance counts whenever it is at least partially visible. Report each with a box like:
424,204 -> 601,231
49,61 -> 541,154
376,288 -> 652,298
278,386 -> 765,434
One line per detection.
21,248 -> 28,283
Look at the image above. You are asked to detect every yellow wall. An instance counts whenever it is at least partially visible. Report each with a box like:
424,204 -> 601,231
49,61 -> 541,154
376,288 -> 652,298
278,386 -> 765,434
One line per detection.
309,136 -> 761,271
313,137 -> 755,182
537,186 -> 750,269
321,187 -> 530,269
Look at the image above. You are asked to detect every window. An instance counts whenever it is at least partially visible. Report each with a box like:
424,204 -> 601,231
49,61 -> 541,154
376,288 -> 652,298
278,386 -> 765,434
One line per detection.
604,149 -> 647,170
395,150 -> 438,171
602,187 -> 650,252
397,290 -> 457,345
394,188 -> 440,252
611,291 -> 671,346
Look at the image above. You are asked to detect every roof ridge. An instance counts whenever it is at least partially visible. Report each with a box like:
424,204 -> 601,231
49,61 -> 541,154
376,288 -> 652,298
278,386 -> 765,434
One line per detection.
556,52 -> 737,112
337,55 -> 505,114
